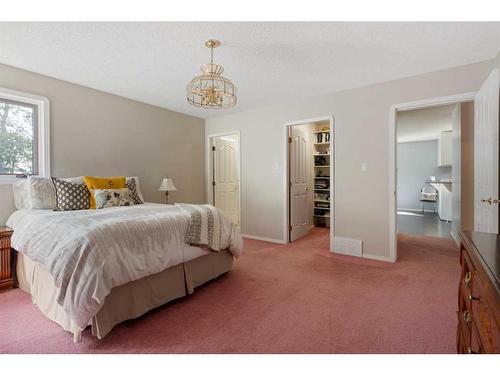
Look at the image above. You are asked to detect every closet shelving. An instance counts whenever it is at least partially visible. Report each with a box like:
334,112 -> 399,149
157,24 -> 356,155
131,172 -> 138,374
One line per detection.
313,129 -> 331,227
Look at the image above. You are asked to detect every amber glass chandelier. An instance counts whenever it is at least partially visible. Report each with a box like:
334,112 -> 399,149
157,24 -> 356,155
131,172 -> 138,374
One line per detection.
187,39 -> 237,109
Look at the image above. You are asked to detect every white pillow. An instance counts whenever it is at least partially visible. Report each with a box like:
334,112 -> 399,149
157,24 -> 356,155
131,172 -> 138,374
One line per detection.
126,176 -> 145,202
64,176 -> 85,184
28,176 -> 56,209
12,180 -> 29,209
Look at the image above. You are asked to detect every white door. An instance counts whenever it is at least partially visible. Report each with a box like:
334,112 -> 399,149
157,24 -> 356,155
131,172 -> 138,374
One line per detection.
289,126 -> 310,241
474,69 -> 499,233
213,135 -> 240,226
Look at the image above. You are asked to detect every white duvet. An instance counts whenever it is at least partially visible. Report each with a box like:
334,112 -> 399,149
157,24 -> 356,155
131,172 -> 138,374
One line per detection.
6,203 -> 242,330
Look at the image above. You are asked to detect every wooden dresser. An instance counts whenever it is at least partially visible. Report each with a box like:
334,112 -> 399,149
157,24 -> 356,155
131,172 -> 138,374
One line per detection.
458,231 -> 500,353
0,226 -> 14,292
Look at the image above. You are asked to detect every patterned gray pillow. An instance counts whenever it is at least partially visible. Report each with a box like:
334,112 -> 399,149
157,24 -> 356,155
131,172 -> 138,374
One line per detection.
52,178 -> 91,211
126,178 -> 143,204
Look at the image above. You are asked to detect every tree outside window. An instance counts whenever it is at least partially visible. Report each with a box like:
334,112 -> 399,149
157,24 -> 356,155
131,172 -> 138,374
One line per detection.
0,99 -> 37,175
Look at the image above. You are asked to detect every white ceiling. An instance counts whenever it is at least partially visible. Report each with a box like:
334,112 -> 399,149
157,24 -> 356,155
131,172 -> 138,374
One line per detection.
0,22 -> 499,119
397,104 -> 458,143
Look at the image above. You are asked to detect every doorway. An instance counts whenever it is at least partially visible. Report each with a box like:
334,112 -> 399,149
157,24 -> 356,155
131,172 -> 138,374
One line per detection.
390,93 -> 476,261
207,131 -> 241,227
396,104 -> 463,240
283,116 -> 335,249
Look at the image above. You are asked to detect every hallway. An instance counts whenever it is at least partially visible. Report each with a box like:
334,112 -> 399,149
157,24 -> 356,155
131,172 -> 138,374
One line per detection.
397,210 -> 452,239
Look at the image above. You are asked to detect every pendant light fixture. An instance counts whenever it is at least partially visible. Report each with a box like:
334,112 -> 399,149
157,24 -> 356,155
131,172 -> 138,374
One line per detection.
187,39 -> 237,109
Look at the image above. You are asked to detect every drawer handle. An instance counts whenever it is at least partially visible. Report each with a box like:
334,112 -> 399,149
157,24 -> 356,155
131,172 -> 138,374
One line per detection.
467,348 -> 478,354
463,310 -> 472,325
468,294 -> 479,301
464,271 -> 472,286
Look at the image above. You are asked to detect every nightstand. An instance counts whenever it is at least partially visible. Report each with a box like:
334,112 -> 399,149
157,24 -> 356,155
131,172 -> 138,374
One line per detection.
0,226 -> 14,292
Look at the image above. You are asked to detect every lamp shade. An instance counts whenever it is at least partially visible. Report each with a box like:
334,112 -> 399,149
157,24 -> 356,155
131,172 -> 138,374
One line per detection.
159,178 -> 177,191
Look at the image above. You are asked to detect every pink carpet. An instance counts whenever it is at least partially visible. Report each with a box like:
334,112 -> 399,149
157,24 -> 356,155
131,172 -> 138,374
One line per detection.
0,229 -> 460,353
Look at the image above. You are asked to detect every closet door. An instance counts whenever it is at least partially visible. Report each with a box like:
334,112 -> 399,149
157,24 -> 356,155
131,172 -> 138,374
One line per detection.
289,127 -> 310,241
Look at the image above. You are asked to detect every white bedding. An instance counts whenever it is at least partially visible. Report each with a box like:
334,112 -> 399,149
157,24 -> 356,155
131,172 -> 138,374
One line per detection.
6,203 -> 242,330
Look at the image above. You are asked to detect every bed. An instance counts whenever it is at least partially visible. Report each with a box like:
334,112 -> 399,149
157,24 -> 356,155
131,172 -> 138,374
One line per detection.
6,203 -> 242,342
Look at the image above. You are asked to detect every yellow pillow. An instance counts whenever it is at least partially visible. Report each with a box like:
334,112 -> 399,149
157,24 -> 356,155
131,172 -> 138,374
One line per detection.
84,176 -> 127,209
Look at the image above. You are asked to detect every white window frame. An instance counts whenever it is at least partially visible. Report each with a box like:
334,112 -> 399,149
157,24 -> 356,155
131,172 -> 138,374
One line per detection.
0,87 -> 50,184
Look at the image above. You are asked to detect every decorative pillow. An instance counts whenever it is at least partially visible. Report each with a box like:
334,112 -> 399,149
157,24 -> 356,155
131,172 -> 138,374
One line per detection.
12,180 -> 29,209
126,176 -> 145,202
52,178 -> 91,211
93,188 -> 135,209
83,176 -> 126,209
126,178 -> 143,205
28,176 -> 56,209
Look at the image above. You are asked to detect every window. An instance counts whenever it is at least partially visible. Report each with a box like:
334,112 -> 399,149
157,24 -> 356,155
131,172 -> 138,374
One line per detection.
0,99 -> 38,175
0,88 -> 49,184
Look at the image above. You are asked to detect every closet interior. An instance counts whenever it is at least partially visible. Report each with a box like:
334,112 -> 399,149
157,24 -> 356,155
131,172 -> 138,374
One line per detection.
288,119 -> 333,242
313,124 -> 331,228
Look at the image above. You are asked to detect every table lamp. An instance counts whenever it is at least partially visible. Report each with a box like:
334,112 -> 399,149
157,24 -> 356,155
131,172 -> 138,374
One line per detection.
159,177 -> 177,204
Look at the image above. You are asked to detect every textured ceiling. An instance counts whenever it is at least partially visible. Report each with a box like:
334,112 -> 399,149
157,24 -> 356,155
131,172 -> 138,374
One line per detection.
0,22 -> 499,119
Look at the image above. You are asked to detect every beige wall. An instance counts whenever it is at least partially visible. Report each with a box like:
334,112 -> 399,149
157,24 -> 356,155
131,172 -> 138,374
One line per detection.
0,184 -> 16,224
0,63 -> 205,225
206,60 -> 493,259
461,101 -> 475,231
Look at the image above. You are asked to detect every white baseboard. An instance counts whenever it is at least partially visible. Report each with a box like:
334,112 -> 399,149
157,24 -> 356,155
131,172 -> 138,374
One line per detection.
362,253 -> 395,263
450,231 -> 461,249
241,234 -> 286,244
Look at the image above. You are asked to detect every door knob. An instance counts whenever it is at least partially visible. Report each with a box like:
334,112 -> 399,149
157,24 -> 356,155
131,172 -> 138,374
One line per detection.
481,197 -> 500,205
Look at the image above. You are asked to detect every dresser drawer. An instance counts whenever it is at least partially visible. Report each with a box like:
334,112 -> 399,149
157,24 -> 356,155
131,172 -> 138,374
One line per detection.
457,310 -> 471,349
457,322 -> 467,354
459,280 -> 472,312
470,323 -> 484,354
458,267 -> 482,315
471,292 -> 500,353
458,232 -> 500,354
460,248 -> 474,287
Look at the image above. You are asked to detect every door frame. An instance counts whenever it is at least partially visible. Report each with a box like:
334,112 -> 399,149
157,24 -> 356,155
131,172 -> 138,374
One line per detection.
206,130 -> 242,227
389,92 -> 475,262
283,115 -> 335,250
